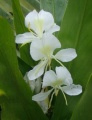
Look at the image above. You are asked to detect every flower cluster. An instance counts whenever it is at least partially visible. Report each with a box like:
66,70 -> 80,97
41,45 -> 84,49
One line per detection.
16,10 -> 82,111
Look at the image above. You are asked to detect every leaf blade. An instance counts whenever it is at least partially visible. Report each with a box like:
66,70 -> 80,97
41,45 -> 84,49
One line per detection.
0,17 -> 47,120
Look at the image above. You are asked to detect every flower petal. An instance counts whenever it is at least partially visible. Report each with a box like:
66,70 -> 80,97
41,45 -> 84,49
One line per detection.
39,10 -> 54,32
42,70 -> 57,88
30,39 -> 45,61
55,48 -> 77,62
27,61 -> 47,80
42,34 -> 61,51
35,77 -> 42,93
32,89 -> 53,101
45,24 -> 60,34
62,84 -> 82,96
38,99 -> 48,113
24,72 -> 36,92
56,67 -> 73,85
29,80 -> 36,92
15,32 -> 38,44
30,34 -> 61,61
25,10 -> 38,32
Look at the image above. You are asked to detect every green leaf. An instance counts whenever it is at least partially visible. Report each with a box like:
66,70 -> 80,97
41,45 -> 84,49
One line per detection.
0,0 -> 12,16
58,0 -> 92,87
12,0 -> 34,67
40,0 -> 69,25
70,74 -> 92,120
19,44 -> 36,67
52,0 -> 92,119
19,0 -> 34,12
17,57 -> 31,76
0,17 -> 47,120
12,0 -> 27,34
51,91 -> 68,120
27,0 -> 40,11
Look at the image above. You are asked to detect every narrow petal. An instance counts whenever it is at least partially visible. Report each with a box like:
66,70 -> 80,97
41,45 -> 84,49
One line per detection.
62,84 -> 82,96
56,67 -> 73,85
32,89 -> 53,101
24,72 -> 36,92
35,77 -> 42,93
55,48 -> 77,62
30,39 -> 45,61
42,70 -> 57,88
29,80 -> 36,92
25,10 -> 38,32
27,61 -> 47,80
45,24 -> 60,34
38,100 -> 48,113
15,32 -> 37,44
39,10 -> 54,31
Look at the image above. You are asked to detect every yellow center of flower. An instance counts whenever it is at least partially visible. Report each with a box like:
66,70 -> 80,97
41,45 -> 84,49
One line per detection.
34,18 -> 44,38
52,80 -> 62,88
41,45 -> 52,59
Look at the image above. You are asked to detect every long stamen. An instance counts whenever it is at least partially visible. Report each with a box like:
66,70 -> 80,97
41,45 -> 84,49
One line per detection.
59,87 -> 68,105
28,23 -> 37,36
52,55 -> 64,67
34,61 -> 46,75
45,62 -> 48,72
49,91 -> 55,108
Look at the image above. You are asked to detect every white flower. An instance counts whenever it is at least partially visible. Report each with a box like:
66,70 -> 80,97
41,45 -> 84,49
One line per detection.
27,34 -> 77,80
15,10 -> 60,44
32,67 -> 82,107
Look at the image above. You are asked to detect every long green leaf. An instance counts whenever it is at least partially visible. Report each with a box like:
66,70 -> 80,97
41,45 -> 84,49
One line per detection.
20,0 -> 34,12
12,0 -> 27,34
0,17 -> 47,120
27,0 -> 40,11
70,74 -> 92,120
12,0 -> 34,67
51,0 -> 92,119
58,0 -> 92,87
0,0 -> 12,16
40,0 -> 68,26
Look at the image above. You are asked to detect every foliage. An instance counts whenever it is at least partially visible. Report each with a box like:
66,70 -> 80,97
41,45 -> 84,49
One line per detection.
0,0 -> 92,120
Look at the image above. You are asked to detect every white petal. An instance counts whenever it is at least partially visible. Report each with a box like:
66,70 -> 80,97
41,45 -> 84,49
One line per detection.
24,72 -> 29,83
30,39 -> 45,61
62,84 -> 82,96
42,70 -> 57,88
29,80 -> 36,92
32,89 -> 53,101
55,48 -> 77,62
25,10 -> 38,32
27,61 -> 47,80
39,10 -> 54,32
42,34 -> 61,51
56,67 -> 73,85
15,32 -> 37,44
45,24 -> 60,34
30,34 -> 61,61
24,72 -> 36,92
38,100 -> 48,113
